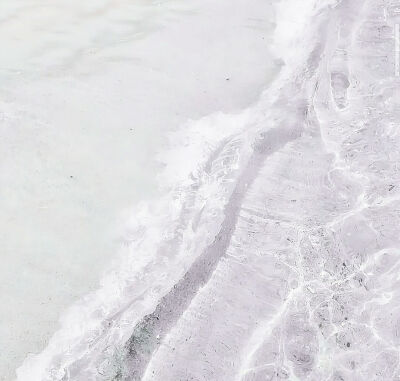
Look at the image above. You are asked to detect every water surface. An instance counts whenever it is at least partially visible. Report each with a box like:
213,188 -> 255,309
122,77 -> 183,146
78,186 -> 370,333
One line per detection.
0,0 -> 279,379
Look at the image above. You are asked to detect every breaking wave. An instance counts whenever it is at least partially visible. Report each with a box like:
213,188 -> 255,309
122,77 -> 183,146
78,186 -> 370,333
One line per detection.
18,0 -> 400,379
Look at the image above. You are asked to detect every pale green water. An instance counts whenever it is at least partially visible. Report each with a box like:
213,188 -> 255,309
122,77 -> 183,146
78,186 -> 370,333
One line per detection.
0,0 -> 279,379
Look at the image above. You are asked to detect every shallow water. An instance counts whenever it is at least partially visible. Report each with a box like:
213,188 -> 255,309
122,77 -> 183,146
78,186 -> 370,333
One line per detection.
0,0 -> 279,379
11,0 -> 400,379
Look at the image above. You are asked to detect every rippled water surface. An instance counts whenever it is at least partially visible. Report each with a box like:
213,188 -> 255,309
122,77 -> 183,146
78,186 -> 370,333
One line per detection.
5,0 -> 400,380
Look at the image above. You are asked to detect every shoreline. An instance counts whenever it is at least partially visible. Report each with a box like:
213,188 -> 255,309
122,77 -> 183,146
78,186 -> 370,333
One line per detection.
14,0 -> 400,379
0,0 -> 279,379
